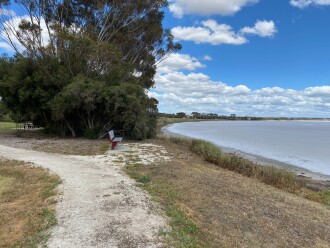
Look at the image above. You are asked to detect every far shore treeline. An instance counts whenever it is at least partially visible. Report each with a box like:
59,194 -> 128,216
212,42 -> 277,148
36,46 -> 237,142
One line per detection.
160,112 -> 330,121
0,0 -> 180,140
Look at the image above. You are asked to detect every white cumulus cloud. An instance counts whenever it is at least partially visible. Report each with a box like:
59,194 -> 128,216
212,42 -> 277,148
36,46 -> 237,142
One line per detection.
169,0 -> 259,18
203,55 -> 213,61
290,0 -> 330,8
305,86 -> 330,96
157,53 -> 205,73
240,20 -> 277,37
171,19 -> 277,46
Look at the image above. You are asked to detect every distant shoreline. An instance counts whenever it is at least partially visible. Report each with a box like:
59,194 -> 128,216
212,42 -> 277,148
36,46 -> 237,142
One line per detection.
162,123 -> 330,182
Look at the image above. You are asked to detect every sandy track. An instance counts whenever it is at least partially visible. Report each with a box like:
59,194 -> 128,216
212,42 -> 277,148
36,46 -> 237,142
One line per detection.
0,143 -> 169,248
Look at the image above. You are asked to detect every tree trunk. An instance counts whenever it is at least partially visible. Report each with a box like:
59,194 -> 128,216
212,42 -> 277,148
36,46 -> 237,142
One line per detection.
65,120 -> 76,137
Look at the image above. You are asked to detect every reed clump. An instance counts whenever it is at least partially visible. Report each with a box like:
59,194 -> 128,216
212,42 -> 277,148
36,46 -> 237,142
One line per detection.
159,135 -> 298,191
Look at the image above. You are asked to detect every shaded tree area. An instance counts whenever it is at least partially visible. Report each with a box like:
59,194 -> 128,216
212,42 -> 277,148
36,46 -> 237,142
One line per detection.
0,0 -> 180,139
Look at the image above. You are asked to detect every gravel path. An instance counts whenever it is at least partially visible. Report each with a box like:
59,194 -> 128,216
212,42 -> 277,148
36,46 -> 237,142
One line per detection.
0,143 -> 170,248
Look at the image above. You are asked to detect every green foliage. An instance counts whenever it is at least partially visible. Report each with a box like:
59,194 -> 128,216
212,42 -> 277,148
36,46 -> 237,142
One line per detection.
0,101 -> 10,121
0,0 -> 180,140
83,128 -> 99,140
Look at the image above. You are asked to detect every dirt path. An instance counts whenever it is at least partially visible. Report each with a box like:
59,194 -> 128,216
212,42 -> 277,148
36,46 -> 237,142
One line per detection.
0,143 -> 170,248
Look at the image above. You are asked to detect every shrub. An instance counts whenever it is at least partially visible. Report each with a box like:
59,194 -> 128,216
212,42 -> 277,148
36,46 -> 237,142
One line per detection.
83,128 -> 100,140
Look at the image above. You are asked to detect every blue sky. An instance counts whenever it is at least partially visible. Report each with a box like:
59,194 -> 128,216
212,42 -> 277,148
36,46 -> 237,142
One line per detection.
1,0 -> 330,117
150,0 -> 330,117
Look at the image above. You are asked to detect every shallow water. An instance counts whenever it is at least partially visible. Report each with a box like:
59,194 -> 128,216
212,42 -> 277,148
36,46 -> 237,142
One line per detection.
167,121 -> 330,176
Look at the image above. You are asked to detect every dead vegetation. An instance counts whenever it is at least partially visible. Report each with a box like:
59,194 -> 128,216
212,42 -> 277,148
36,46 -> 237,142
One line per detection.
127,139 -> 330,247
0,158 -> 61,247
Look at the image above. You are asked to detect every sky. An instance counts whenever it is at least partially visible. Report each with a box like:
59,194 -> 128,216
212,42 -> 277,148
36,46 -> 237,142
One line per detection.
1,0 -> 330,117
151,0 -> 330,117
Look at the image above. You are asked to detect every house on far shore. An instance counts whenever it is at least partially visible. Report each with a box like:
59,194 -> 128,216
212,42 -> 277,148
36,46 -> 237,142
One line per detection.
230,114 -> 236,120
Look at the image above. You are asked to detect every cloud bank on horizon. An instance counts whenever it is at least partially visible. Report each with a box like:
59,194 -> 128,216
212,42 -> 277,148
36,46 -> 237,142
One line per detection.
152,53 -> 330,117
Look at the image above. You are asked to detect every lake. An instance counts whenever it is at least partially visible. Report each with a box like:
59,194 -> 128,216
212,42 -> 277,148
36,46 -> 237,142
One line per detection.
165,121 -> 330,177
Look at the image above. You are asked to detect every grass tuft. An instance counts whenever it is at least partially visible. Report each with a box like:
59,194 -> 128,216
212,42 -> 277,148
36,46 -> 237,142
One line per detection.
319,190 -> 330,206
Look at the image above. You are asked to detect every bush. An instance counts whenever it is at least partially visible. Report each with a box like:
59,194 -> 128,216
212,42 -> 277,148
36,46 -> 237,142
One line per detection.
83,128 -> 100,140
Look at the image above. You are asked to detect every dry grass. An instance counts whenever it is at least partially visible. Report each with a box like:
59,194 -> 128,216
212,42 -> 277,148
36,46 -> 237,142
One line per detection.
159,136 -> 330,205
0,130 -> 110,156
0,158 -> 61,247
127,140 -> 330,247
161,136 -> 298,189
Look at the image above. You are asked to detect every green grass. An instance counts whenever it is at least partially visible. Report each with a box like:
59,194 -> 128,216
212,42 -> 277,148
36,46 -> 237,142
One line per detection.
40,175 -> 62,199
0,121 -> 16,132
125,163 -> 204,247
319,190 -> 330,206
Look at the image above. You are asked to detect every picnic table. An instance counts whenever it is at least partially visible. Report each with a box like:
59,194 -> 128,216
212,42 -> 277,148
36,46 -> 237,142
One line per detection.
23,122 -> 35,129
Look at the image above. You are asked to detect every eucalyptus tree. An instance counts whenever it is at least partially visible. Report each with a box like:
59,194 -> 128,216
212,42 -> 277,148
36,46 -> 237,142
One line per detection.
0,0 -> 180,138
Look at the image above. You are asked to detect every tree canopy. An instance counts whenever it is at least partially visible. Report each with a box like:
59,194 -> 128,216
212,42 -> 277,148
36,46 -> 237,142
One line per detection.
0,0 -> 180,139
